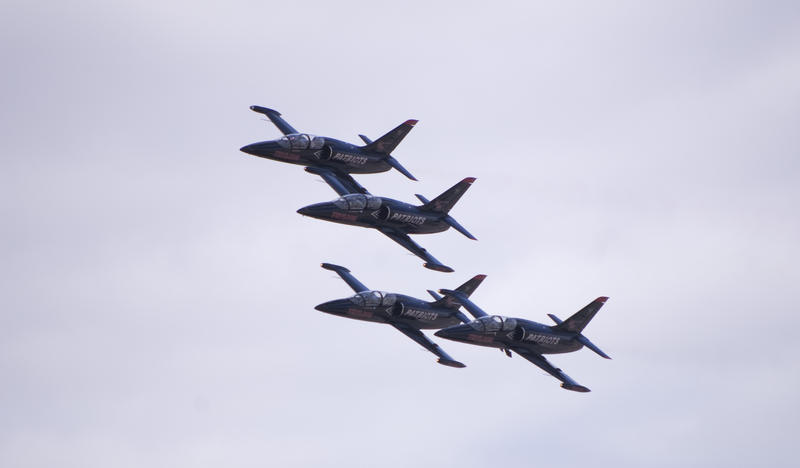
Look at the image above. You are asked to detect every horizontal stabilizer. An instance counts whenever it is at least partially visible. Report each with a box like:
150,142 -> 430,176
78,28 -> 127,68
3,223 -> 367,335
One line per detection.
358,134 -> 373,145
385,155 -> 417,181
427,289 -> 444,301
362,119 -> 417,155
547,313 -> 563,325
576,335 -> 611,359
250,106 -> 298,135
444,215 -> 477,240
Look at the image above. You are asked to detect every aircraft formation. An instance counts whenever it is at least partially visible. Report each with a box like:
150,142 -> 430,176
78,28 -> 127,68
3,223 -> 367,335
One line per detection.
241,106 -> 612,392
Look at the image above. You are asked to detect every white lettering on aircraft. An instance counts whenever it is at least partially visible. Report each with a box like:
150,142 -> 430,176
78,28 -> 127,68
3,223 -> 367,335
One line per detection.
390,212 -> 426,225
332,152 -> 368,165
524,334 -> 560,345
402,308 -> 438,322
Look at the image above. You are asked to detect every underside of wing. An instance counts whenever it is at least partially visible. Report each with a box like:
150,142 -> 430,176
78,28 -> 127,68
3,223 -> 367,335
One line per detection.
391,322 -> 464,368
511,346 -> 590,393
320,263 -> 369,293
378,228 -> 453,273
250,106 -> 298,135
305,166 -> 370,196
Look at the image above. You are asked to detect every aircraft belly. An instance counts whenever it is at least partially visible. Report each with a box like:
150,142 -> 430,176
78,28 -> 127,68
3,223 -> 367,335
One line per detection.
263,150 -> 308,165
392,221 -> 448,235
325,212 -> 373,229
349,162 -> 391,174
532,341 -> 582,355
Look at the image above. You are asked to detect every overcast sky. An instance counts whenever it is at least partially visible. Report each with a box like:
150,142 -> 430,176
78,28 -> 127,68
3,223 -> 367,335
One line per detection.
2,1 -> 799,467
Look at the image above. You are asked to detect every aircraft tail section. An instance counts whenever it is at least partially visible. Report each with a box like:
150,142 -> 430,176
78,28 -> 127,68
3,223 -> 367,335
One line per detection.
552,296 -> 608,334
418,177 -> 476,215
454,274 -> 486,298
415,178 -> 477,240
430,274 -> 487,310
361,120 -> 419,181
362,119 -> 417,155
549,297 -> 612,358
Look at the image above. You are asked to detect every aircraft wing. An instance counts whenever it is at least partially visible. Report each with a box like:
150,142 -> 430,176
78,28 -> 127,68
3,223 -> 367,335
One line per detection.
378,228 -> 453,273
390,322 -> 465,368
250,106 -> 298,135
320,263 -> 369,293
510,346 -> 590,393
304,166 -> 370,196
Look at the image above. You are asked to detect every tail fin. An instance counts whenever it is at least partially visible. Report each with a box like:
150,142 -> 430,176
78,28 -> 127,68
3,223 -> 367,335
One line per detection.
362,119 -> 417,155
418,178 -> 476,215
552,297 -> 608,334
429,274 -> 486,309
454,274 -> 486,298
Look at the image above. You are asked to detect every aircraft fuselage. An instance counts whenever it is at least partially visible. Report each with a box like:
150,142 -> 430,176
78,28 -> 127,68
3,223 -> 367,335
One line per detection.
315,294 -> 464,329
435,319 -> 583,355
298,199 -> 449,235
240,138 -> 392,174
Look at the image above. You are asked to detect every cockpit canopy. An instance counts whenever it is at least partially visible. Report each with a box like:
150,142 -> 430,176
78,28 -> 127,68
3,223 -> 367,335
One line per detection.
333,193 -> 382,211
348,290 -> 397,308
468,315 -> 517,332
277,133 -> 325,150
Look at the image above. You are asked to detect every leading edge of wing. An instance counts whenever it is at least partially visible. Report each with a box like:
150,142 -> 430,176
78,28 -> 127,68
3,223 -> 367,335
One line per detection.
391,322 -> 465,368
378,228 -> 453,273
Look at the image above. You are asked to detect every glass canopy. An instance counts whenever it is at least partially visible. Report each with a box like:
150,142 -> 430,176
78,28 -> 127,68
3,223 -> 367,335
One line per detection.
277,133 -> 325,150
468,315 -> 517,332
348,291 -> 397,308
333,194 -> 382,211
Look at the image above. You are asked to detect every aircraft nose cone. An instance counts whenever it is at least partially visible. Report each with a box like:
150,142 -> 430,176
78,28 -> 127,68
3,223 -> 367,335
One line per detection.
240,141 -> 279,157
239,143 -> 258,155
434,328 -> 454,339
314,299 -> 347,315
296,202 -> 332,219
435,324 -> 471,341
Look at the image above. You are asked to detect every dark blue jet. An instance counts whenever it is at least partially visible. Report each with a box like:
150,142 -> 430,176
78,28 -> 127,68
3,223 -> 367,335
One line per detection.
315,263 -> 487,368
434,283 -> 611,392
240,106 -> 418,191
297,175 -> 477,273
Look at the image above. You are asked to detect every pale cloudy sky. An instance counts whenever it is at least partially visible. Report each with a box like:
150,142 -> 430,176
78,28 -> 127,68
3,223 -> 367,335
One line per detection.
2,1 -> 799,467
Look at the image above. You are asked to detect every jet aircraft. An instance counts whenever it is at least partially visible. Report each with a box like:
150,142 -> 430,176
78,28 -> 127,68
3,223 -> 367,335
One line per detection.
315,263 -> 487,368
297,174 -> 477,273
240,106 -> 418,190
434,283 -> 611,392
